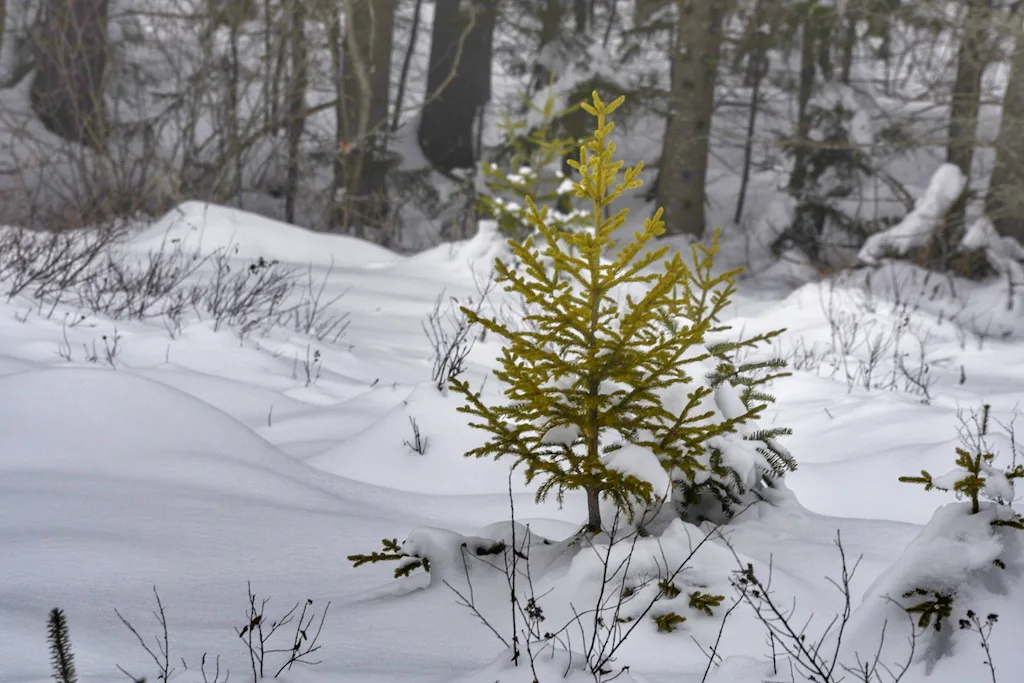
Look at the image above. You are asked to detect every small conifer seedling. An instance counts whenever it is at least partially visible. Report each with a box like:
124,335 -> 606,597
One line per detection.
47,608 -> 78,683
451,92 -> 791,533
897,404 -> 1024,630
899,404 -> 1024,518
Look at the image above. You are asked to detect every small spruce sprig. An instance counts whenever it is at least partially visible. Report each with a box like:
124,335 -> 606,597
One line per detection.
688,590 -> 725,617
901,588 -> 954,632
898,446 -> 1024,515
653,612 -> 686,632
47,608 -> 78,683
347,539 -> 431,579
899,404 -> 1024,516
648,582 -> 725,632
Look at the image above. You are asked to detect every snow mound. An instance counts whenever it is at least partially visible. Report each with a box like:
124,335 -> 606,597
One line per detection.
135,201 -> 402,268
858,164 -> 965,265
452,647 -> 627,683
308,381 -> 531,495
0,367 -> 351,507
843,502 -> 1024,676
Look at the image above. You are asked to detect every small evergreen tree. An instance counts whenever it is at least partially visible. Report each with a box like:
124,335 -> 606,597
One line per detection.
781,83 -> 878,265
451,92 -> 793,532
47,608 -> 77,683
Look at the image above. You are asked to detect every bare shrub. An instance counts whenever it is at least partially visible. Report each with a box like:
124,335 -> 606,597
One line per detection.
200,252 -> 293,338
115,587 -> 176,683
0,222 -> 351,345
403,416 -> 428,455
722,531 -> 917,683
282,259 -> 350,343
781,279 -> 937,402
422,270 -> 495,392
235,581 -> 330,680
74,241 -> 207,320
445,485 -> 741,682
292,345 -> 322,387
114,584 -> 325,683
0,224 -> 119,303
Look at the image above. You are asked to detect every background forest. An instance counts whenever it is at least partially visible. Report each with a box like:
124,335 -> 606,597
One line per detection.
4,0 -> 1024,281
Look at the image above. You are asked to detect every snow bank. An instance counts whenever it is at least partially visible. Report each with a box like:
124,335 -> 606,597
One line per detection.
0,367 -> 350,507
136,202 -> 402,268
453,647 -> 626,683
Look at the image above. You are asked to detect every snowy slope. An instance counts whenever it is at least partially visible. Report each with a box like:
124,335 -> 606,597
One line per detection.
1,203 -> 1023,683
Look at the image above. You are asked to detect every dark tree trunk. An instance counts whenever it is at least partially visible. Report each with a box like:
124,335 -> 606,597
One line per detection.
392,0 -> 424,131
586,486 -> 602,534
655,0 -> 728,238
0,2 -> 7,74
788,2 -> 819,200
30,0 -> 109,149
735,0 -> 767,224
573,0 -> 587,32
284,0 -> 307,224
418,0 -> 496,173
532,0 -> 566,89
986,17 -> 1024,243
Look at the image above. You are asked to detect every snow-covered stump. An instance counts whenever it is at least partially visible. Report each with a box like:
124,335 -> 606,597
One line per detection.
858,164 -> 967,268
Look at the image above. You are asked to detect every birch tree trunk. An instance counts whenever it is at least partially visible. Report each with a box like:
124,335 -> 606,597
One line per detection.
339,0 -> 396,236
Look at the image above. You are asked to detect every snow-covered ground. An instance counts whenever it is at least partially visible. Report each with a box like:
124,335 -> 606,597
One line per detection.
2,203 -> 1023,683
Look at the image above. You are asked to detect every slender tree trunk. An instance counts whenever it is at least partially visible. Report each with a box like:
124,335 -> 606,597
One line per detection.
392,0 -> 424,131
788,1 -> 819,200
986,17 -> 1024,243
602,0 -> 617,47
586,487 -> 602,533
735,1 -> 767,225
0,1 -> 7,72
228,23 -> 243,205
573,0 -> 588,33
656,0 -> 728,238
268,7 -> 290,136
284,0 -> 307,224
533,0 -> 566,90
327,6 -> 345,231
838,3 -> 857,84
938,0 -> 993,263
30,0 -> 109,149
